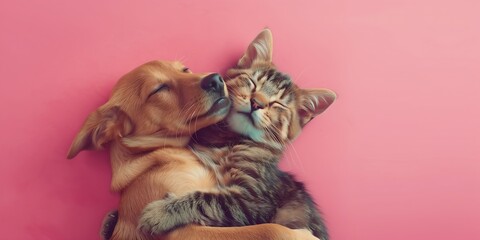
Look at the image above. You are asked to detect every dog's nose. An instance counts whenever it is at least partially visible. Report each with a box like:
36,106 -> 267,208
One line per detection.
201,73 -> 224,93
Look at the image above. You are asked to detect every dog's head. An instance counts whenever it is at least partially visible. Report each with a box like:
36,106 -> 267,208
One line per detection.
67,60 -> 230,158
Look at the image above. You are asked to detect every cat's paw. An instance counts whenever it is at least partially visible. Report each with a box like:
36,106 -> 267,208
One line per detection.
138,194 -> 184,235
292,229 -> 320,240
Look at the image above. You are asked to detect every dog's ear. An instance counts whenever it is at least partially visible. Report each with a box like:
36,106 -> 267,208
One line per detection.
297,88 -> 336,127
237,28 -> 273,68
67,105 -> 133,159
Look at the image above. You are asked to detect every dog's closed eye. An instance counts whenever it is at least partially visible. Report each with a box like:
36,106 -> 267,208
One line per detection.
148,84 -> 169,98
182,67 -> 191,73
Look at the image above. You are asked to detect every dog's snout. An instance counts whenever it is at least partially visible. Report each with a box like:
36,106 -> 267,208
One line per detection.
201,74 -> 224,93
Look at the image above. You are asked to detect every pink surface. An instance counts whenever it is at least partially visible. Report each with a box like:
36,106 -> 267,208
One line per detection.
1,0 -> 479,239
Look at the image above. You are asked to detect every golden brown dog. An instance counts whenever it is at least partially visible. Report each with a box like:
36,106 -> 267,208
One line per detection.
67,60 -> 317,240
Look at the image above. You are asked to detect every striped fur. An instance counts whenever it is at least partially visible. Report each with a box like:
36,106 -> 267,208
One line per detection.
139,29 -> 336,240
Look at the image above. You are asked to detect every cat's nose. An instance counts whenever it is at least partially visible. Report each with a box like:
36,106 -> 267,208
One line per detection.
251,97 -> 266,110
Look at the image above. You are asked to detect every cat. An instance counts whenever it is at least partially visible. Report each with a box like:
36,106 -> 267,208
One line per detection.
138,29 -> 336,240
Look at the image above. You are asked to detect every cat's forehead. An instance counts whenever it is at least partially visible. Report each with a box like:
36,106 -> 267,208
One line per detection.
251,68 -> 293,95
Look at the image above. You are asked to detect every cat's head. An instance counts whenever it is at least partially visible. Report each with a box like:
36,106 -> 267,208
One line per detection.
224,29 -> 336,148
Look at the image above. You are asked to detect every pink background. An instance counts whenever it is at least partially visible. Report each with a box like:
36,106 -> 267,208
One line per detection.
1,0 -> 479,239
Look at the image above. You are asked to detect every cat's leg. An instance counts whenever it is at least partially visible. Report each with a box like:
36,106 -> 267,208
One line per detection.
139,189 -> 275,235
272,191 -> 329,240
272,200 -> 309,229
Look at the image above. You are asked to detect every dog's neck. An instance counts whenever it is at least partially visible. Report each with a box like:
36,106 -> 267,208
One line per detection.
108,134 -> 190,192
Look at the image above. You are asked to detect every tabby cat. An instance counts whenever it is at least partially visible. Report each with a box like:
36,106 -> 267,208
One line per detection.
138,29 -> 336,240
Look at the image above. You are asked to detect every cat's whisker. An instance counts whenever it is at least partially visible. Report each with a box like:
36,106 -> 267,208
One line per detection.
288,141 -> 305,172
264,127 -> 283,149
267,124 -> 285,143
266,121 -> 302,171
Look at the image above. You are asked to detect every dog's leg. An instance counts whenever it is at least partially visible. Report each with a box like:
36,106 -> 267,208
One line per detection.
101,211 -> 317,240
164,224 -> 319,240
100,210 -> 118,240
111,219 -> 149,240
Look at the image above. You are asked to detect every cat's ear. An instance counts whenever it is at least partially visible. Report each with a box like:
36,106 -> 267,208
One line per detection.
67,105 -> 133,159
237,28 -> 273,68
297,88 -> 336,127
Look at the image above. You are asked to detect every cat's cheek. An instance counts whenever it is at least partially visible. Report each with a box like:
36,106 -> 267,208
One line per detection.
234,100 -> 250,113
227,113 -> 250,135
227,113 -> 264,142
251,111 -> 262,126
279,116 -> 290,140
252,109 -> 269,127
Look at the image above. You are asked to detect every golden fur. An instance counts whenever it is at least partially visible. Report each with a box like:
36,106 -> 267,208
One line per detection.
68,60 -> 317,240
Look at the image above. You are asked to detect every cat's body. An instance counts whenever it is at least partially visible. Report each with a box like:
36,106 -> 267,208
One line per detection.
190,124 -> 328,238
139,30 -> 335,240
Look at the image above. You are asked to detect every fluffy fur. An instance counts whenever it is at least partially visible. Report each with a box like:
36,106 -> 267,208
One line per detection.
68,60 -> 318,240
139,29 -> 335,240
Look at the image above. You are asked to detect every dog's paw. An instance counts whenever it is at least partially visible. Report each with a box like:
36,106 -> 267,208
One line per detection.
292,229 -> 320,240
100,210 -> 118,240
138,196 -> 184,235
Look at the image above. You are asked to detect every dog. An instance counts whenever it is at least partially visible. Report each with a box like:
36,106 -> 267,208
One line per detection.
68,60 -> 317,240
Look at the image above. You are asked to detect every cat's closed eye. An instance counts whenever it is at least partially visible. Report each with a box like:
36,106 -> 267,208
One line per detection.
271,101 -> 287,108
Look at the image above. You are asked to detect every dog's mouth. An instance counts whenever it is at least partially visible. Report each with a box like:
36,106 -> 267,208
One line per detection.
209,97 -> 231,114
187,97 -> 231,123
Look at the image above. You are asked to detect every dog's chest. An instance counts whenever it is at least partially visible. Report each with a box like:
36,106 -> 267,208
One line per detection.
153,160 -> 217,196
